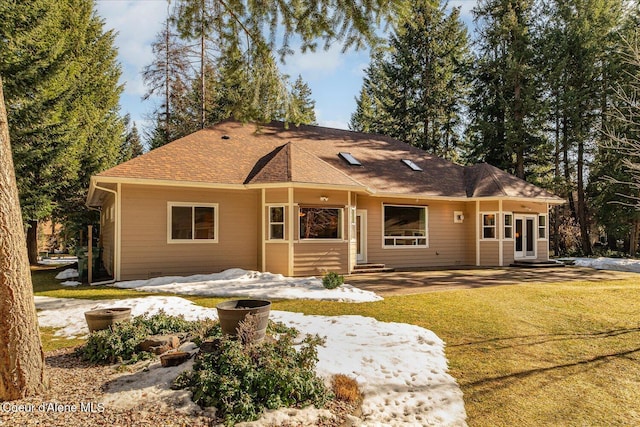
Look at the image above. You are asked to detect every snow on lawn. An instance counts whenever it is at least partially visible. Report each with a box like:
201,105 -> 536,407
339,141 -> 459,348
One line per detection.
564,257 -> 640,273
38,256 -> 78,266
111,268 -> 382,303
55,268 -> 79,280
34,295 -> 466,426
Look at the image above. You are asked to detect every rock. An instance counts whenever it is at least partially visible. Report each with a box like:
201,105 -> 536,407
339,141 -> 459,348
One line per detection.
138,335 -> 180,355
160,351 -> 190,367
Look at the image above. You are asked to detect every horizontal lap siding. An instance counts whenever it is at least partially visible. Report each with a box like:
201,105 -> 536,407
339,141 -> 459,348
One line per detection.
265,243 -> 288,275
293,242 -> 348,276
358,196 -> 473,269
120,185 -> 259,280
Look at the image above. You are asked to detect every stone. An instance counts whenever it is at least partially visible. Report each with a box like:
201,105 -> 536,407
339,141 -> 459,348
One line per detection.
138,335 -> 180,355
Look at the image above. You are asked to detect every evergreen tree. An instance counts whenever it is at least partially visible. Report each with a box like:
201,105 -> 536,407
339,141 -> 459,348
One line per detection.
540,0 -> 627,255
350,0 -> 470,160
0,0 -> 124,262
142,10 -> 192,147
289,75 -> 317,125
466,0 -> 547,178
119,114 -> 144,163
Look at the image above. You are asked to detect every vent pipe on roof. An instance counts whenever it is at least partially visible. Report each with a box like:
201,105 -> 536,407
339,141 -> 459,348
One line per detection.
221,135 -> 231,140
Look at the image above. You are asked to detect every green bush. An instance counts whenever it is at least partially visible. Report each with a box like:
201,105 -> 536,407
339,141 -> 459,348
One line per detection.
78,311 -> 202,364
174,325 -> 331,425
322,271 -> 344,289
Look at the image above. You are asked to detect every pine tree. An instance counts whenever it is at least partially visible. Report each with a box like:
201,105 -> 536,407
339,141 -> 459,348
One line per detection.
466,0 -> 547,179
1,0 -> 124,262
119,114 -> 144,163
0,76 -> 47,401
349,0 -> 470,160
289,75 -> 317,125
142,9 -> 192,147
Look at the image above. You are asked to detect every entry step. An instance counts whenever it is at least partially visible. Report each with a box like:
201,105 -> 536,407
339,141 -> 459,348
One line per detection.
351,263 -> 395,274
510,260 -> 565,268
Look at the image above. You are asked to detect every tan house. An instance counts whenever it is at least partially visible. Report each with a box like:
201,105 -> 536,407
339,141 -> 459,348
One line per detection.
87,120 -> 564,280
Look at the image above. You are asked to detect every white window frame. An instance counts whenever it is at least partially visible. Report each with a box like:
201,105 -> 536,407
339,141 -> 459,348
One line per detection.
504,212 -> 514,240
298,206 -> 344,241
480,212 -> 498,240
382,204 -> 429,248
538,214 -> 548,240
268,205 -> 285,241
167,202 -> 218,243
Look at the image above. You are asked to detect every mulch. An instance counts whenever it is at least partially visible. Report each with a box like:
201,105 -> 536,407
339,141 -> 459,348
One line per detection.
0,348 -> 356,427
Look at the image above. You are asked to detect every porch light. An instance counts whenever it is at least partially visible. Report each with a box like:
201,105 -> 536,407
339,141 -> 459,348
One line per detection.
320,196 -> 329,202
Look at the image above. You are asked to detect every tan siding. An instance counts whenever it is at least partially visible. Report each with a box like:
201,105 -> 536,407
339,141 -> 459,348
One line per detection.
294,188 -> 349,205
293,242 -> 348,276
100,193 -> 116,275
480,201 -> 499,211
265,188 -> 288,204
480,241 -> 500,265
463,201 -> 477,265
537,240 -> 549,261
265,243 -> 289,275
356,196 -> 473,269
120,185 -> 259,280
503,241 -> 515,265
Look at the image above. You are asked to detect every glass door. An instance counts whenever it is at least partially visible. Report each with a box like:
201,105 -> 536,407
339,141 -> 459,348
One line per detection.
515,215 -> 536,259
356,210 -> 367,263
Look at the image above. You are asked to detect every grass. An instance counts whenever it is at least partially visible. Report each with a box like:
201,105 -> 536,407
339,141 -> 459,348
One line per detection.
31,265 -> 640,426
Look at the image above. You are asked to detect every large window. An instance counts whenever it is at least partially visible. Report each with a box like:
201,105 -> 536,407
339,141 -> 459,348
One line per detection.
168,203 -> 217,242
383,205 -> 428,247
269,206 -> 285,240
481,213 -> 497,239
299,207 -> 342,239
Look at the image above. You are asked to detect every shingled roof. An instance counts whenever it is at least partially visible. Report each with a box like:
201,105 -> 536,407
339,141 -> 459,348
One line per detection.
94,120 -> 563,202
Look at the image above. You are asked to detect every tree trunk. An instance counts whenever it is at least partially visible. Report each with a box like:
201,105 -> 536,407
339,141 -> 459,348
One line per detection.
0,78 -> 47,400
26,219 -> 38,265
630,218 -> 639,258
576,139 -> 591,255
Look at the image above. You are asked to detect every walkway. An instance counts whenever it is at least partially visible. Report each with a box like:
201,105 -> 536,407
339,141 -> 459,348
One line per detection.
347,266 -> 638,296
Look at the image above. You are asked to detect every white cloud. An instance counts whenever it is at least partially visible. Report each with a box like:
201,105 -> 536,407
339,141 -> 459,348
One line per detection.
96,0 -> 167,97
281,44 -> 345,79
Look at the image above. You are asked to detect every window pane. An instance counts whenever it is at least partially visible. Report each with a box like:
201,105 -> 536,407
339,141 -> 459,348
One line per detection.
483,227 -> 496,239
194,207 -> 215,239
299,208 -> 340,239
270,207 -> 284,223
384,206 -> 426,237
504,214 -> 512,226
538,215 -> 546,226
172,206 -> 193,239
505,227 -> 513,239
270,224 -> 284,239
483,214 -> 495,226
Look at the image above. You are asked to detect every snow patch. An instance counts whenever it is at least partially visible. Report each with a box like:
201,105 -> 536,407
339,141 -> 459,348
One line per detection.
111,268 -> 382,303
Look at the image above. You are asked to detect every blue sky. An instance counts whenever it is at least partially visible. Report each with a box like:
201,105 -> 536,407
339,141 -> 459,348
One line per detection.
95,0 -> 477,137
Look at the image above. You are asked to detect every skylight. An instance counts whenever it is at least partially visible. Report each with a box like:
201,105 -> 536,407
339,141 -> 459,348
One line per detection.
339,152 -> 362,166
402,159 -> 423,171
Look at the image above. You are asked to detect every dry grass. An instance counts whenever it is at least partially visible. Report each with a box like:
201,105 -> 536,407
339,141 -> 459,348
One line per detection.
331,374 -> 361,403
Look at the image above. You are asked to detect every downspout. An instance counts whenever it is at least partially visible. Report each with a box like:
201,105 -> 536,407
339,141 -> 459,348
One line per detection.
261,189 -> 266,272
498,199 -> 503,267
89,183 -> 120,284
476,200 -> 480,266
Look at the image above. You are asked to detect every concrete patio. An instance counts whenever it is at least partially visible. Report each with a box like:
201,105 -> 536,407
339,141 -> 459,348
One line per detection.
346,266 -> 639,296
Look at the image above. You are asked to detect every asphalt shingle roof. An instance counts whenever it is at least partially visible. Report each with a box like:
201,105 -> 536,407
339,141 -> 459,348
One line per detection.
96,120 -> 562,201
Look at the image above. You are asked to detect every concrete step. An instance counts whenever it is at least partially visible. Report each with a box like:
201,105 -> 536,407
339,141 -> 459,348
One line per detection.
510,260 -> 565,268
351,264 -> 395,274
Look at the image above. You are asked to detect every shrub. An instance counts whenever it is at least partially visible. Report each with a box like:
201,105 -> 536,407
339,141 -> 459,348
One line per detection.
78,311 -> 202,364
174,322 -> 332,425
322,271 -> 344,289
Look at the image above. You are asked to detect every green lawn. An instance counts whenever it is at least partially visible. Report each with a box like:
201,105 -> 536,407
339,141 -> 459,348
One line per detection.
33,266 -> 640,426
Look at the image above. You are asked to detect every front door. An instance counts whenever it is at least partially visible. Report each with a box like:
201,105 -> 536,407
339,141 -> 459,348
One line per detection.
515,215 -> 536,259
356,210 -> 367,263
